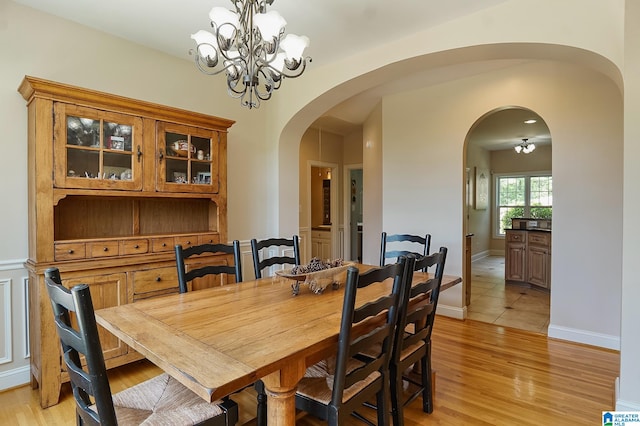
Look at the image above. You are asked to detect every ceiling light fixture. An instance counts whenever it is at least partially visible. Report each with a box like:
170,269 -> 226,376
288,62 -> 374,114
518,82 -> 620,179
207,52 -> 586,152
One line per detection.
524,119 -> 537,124
190,0 -> 311,109
514,138 -> 536,154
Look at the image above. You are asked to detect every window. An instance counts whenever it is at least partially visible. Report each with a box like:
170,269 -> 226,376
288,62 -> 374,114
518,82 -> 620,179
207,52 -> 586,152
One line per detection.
496,174 -> 552,235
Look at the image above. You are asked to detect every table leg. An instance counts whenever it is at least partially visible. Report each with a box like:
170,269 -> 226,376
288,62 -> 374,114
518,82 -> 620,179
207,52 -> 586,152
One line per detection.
261,361 -> 306,426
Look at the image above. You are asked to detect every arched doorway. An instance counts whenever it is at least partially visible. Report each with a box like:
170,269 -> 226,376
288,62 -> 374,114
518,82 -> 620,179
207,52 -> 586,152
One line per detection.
464,107 -> 552,334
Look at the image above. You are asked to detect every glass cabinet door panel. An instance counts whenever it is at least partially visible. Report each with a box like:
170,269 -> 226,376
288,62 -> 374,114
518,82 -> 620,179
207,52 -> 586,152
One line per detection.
103,121 -> 133,152
67,148 -> 99,178
156,122 -> 219,193
166,158 -> 189,184
54,103 -> 142,190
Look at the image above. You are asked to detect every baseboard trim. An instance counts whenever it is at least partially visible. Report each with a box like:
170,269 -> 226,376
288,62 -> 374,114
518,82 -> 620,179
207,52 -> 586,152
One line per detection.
471,250 -> 489,262
0,365 -> 30,391
615,377 -> 640,410
547,324 -> 620,350
436,303 -> 466,320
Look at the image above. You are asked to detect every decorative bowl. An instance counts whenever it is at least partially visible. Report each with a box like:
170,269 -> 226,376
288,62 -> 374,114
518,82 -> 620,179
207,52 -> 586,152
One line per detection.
171,140 -> 195,157
275,261 -> 355,295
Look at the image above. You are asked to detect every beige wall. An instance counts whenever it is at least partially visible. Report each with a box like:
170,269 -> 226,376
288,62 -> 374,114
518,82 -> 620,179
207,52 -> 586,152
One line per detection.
382,60 -> 622,337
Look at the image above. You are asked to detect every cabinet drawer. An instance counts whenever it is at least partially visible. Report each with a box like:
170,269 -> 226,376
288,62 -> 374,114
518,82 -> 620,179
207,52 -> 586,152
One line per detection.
198,233 -> 220,245
506,231 -> 526,242
120,239 -> 149,255
528,232 -> 551,247
175,235 -> 198,249
131,266 -> 179,296
311,230 -> 331,240
89,241 -> 120,258
151,237 -> 175,253
54,242 -> 86,261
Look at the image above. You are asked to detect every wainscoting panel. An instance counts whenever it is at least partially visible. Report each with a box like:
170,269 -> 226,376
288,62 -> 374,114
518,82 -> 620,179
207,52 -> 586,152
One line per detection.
0,279 -> 11,365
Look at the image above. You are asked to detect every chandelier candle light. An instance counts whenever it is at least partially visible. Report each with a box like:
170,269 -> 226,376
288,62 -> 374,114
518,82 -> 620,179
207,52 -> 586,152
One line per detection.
514,138 -> 536,154
190,0 -> 311,109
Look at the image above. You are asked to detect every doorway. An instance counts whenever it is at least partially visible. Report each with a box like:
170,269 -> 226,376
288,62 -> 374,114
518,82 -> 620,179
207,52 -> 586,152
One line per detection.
308,162 -> 339,260
464,107 -> 551,334
348,168 -> 363,262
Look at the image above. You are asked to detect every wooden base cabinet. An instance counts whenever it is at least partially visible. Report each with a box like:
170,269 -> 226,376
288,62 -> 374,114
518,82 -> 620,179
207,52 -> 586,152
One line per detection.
505,231 -> 526,282
505,229 -> 551,289
19,76 -> 234,407
526,232 -> 551,289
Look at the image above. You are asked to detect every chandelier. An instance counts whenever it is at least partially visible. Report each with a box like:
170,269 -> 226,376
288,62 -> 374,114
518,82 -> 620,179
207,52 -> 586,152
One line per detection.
514,138 -> 536,154
190,0 -> 311,109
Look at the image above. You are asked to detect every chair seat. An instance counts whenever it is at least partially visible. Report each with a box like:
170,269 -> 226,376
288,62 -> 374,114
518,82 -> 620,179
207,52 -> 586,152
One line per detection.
93,373 -> 226,425
297,358 -> 381,405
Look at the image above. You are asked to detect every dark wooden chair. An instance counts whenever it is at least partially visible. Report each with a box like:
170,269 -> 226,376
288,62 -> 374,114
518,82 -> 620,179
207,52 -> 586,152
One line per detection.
294,257 -> 409,426
389,248 -> 447,426
380,232 -> 431,269
174,241 -> 268,426
43,267 -> 238,426
175,240 -> 242,292
250,235 -> 301,278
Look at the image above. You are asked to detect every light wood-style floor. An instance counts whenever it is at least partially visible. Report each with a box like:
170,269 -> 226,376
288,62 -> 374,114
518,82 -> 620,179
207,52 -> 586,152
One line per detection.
0,315 -> 618,425
468,255 -> 550,334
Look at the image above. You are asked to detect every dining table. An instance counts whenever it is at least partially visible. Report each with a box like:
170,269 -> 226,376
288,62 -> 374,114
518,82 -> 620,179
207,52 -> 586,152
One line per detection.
95,264 -> 461,426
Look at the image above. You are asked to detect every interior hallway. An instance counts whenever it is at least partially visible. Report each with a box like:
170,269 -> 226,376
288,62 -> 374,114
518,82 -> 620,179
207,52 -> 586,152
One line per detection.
467,255 -> 550,334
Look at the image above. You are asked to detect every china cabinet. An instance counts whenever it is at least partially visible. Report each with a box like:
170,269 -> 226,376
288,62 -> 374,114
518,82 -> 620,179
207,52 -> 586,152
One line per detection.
19,76 -> 234,408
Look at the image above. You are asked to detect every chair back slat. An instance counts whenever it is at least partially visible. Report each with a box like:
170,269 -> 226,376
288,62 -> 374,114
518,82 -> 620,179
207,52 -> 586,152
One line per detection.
175,240 -> 243,293
251,236 -> 301,279
380,232 -> 431,267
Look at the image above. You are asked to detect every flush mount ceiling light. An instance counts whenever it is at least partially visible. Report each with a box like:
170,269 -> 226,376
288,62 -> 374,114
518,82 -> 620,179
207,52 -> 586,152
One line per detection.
190,0 -> 311,109
514,138 -> 536,154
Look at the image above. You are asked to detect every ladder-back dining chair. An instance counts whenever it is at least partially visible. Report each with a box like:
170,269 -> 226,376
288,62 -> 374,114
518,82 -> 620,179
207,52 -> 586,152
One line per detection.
380,232 -> 431,268
174,241 -> 268,426
44,267 -> 238,426
294,257 -> 409,426
251,235 -> 301,278
390,248 -> 447,426
175,240 -> 242,292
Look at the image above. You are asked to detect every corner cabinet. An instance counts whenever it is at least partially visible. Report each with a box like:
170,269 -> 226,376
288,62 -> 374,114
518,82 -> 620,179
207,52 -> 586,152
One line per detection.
19,76 -> 234,408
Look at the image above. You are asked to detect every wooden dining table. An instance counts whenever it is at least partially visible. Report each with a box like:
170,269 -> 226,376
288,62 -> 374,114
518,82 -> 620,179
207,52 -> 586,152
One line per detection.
95,264 -> 461,426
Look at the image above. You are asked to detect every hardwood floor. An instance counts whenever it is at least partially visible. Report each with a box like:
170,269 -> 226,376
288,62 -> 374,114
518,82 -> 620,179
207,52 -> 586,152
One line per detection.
0,316 -> 618,425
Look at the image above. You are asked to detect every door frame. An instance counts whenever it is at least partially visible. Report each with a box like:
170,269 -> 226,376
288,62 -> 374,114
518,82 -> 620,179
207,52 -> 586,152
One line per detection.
343,164 -> 363,262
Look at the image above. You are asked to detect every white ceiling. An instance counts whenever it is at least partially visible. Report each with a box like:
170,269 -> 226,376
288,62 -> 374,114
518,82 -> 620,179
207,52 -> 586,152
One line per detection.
13,0 -> 550,149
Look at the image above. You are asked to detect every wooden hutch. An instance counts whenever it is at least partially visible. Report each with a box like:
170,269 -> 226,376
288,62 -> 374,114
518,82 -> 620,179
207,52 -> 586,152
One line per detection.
18,76 -> 234,408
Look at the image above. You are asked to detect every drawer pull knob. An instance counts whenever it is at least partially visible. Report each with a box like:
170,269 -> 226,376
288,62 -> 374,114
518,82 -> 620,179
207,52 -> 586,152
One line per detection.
162,243 -> 167,247
134,245 -> 139,249
68,249 -> 74,254
186,241 -> 191,245
103,247 -> 109,252
156,277 -> 161,282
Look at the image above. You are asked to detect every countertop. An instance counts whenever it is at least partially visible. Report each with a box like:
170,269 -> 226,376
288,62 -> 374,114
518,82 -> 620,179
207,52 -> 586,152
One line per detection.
506,228 -> 551,232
